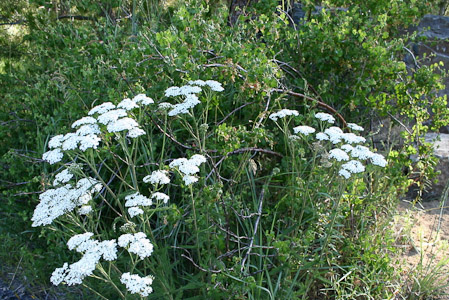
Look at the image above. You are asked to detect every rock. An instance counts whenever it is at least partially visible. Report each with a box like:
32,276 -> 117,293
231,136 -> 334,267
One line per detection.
423,133 -> 449,200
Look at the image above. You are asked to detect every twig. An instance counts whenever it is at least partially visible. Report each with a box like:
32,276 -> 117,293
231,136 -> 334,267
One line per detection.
241,189 -> 264,272
181,254 -> 223,274
271,88 -> 347,127
144,111 -> 192,150
387,112 -> 412,135
216,101 -> 255,126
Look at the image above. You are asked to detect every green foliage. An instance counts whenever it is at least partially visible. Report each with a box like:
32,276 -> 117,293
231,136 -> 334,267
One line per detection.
1,0 -> 448,298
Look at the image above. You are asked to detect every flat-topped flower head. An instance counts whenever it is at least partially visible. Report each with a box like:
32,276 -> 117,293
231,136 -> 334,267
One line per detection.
107,117 -> 139,133
118,232 -> 153,259
48,134 -> 65,149
97,109 -> 127,125
329,148 -> 350,161
43,148 -> 64,165
117,98 -> 139,111
293,126 -> 316,136
371,153 -> 387,167
269,109 -> 299,121
53,169 -> 74,186
125,192 -> 153,207
133,94 -> 154,105
76,124 -> 100,136
324,127 -> 343,144
143,170 -> 170,185
341,133 -> 366,145
168,94 -> 201,116
120,273 -> 154,297
72,117 -> 96,129
315,112 -> 335,124
341,160 -> 365,174
347,123 -> 364,131
316,132 -> 329,141
128,206 -> 144,218
151,192 -> 169,204
88,102 -> 115,116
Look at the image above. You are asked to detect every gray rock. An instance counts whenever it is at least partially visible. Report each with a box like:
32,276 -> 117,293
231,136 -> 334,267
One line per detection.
423,133 -> 449,200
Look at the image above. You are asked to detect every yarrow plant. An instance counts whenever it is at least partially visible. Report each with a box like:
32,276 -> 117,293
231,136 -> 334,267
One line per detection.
33,80 -> 223,298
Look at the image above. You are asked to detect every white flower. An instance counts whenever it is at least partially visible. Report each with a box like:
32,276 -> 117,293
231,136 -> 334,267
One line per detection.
151,192 -> 169,204
67,232 -> 94,251
78,135 -> 101,151
71,117 -> 96,128
350,145 -> 373,160
338,169 -> 351,179
43,148 -> 64,164
97,109 -> 127,125
61,133 -> 79,151
88,102 -> 115,115
133,94 -> 154,105
128,206 -> 144,218
76,124 -> 100,136
183,175 -> 198,185
78,205 -> 92,215
188,79 -> 206,86
341,160 -> 365,174
120,272 -> 154,297
329,149 -> 350,161
269,109 -> 299,121
158,102 -> 174,110
169,158 -> 189,168
341,133 -> 366,144
315,112 -> 335,124
107,117 -> 139,133
165,86 -> 181,97
50,263 -> 68,285
127,127 -> 146,138
143,170 -> 170,185
118,232 -> 153,259
324,127 -> 343,144
168,94 -> 201,116
125,192 -> 153,207
340,144 -> 354,153
205,80 -> 224,91
293,126 -> 316,136
77,193 -> 92,205
179,85 -> 202,95
32,177 -> 100,227
370,153 -> 387,167
53,169 -> 73,186
179,163 -> 200,175
190,154 -> 207,165
48,134 -> 65,149
97,240 -> 118,261
117,98 -> 139,111
347,123 -> 364,131
289,135 -> 301,141
316,132 -> 329,141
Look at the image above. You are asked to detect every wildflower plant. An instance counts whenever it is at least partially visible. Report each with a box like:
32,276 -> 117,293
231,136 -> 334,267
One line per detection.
34,81 -> 223,298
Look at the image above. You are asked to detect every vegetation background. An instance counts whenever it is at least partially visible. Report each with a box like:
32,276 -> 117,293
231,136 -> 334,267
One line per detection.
1,0 -> 449,299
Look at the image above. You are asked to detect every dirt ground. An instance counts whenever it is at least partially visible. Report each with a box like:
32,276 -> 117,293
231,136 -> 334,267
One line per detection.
395,198 -> 449,299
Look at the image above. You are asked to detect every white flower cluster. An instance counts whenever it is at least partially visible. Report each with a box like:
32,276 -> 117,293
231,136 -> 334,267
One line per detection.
53,169 -> 74,186
269,109 -> 299,122
143,170 -> 170,185
162,80 -> 224,116
293,125 -> 316,136
169,154 -> 207,185
51,233 -> 117,286
315,112 -> 335,124
124,192 -> 153,218
32,177 -> 101,227
279,111 -> 387,179
118,232 -> 154,259
42,94 -> 153,165
188,79 -> 224,92
120,272 -> 154,297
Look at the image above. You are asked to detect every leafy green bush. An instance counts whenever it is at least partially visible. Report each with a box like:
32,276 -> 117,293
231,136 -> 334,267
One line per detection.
1,0 -> 448,298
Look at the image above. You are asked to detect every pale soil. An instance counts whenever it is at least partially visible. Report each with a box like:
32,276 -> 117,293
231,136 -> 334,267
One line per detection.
395,199 -> 449,299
